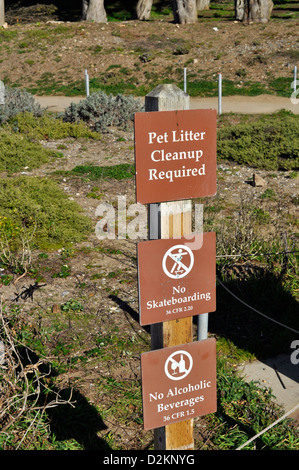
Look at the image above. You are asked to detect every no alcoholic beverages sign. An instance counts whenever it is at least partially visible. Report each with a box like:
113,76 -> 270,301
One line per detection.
134,109 -> 217,204
141,338 -> 217,430
137,232 -> 216,326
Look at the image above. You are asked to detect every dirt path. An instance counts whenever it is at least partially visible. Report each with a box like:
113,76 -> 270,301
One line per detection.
36,94 -> 299,114
191,94 -> 299,114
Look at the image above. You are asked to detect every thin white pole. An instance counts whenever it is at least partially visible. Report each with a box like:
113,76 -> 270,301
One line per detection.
197,313 -> 209,341
184,68 -> 187,93
85,69 -> 90,97
218,73 -> 222,115
0,79 -> 4,105
294,66 -> 297,92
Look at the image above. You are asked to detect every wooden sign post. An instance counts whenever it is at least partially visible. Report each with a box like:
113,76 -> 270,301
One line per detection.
135,84 -> 217,450
146,85 -> 194,451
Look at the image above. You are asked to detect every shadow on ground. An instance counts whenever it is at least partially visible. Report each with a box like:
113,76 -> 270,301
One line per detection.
210,269 -> 298,358
5,0 -> 141,23
18,347 -> 111,450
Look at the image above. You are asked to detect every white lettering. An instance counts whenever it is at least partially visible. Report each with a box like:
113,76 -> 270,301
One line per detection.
150,149 -> 203,163
173,286 -> 186,294
172,130 -> 206,142
148,131 -> 169,144
148,164 -> 206,183
146,291 -> 212,309
149,392 -> 164,401
157,395 -> 204,412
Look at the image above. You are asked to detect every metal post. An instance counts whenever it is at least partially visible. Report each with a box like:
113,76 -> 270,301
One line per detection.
0,80 -> 5,105
184,67 -> 187,93
85,69 -> 90,97
197,313 -> 209,341
218,73 -> 222,115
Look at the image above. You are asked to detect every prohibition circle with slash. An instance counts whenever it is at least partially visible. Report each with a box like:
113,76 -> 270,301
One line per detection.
162,244 -> 194,279
164,350 -> 193,381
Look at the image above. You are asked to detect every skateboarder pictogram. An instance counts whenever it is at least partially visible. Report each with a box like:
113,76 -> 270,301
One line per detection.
162,244 -> 194,279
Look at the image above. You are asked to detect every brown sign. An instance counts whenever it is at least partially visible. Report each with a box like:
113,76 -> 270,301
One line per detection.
141,338 -> 217,430
137,232 -> 216,326
134,109 -> 217,204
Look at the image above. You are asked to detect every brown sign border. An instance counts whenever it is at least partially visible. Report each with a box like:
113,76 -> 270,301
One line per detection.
137,232 -> 216,326
134,109 -> 217,204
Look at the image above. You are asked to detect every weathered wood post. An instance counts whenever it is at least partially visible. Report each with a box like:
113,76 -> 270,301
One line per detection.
145,84 -> 194,450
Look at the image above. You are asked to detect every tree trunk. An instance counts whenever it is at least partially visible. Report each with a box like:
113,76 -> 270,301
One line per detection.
171,0 -> 198,23
235,0 -> 273,23
0,0 -> 5,26
235,0 -> 244,20
82,0 -> 107,23
136,0 -> 153,20
197,0 -> 210,11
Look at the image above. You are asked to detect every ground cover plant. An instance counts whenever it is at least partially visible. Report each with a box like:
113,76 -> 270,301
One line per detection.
0,129 -> 63,173
0,176 -> 91,256
9,111 -> 102,141
217,111 -> 299,170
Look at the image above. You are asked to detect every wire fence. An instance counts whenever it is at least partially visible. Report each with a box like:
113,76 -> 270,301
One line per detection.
215,246 -> 298,450
236,403 -> 299,450
217,276 -> 299,335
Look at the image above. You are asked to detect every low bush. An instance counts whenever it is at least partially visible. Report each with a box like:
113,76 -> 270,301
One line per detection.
9,112 -> 101,141
62,91 -> 144,132
217,112 -> 299,170
0,86 -> 43,124
0,129 -> 63,173
0,177 -> 91,251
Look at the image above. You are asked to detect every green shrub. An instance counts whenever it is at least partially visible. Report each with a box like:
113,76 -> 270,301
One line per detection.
62,91 -> 144,132
0,215 -> 31,273
70,163 -> 135,180
217,113 -> 299,170
0,86 -> 43,124
9,112 -> 101,141
0,177 -> 91,250
0,129 -> 63,173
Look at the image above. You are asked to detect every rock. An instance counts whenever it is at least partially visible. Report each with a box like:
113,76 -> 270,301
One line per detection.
253,173 -> 266,187
139,53 -> 153,63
